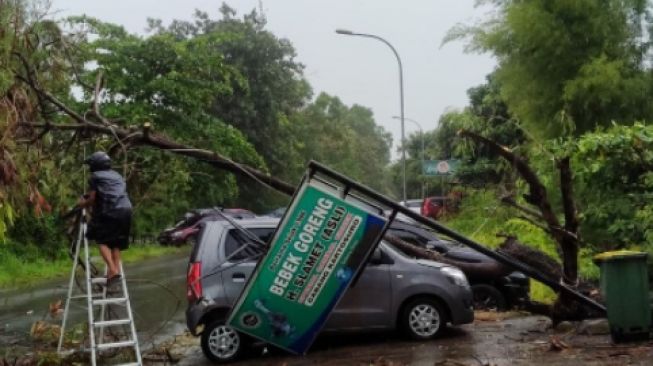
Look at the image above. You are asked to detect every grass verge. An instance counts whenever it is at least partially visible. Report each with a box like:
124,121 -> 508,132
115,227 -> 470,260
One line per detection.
0,244 -> 185,289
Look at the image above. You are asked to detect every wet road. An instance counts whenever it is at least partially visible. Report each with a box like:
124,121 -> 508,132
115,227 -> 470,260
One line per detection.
0,251 -> 189,348
170,314 -> 653,366
3,255 -> 652,365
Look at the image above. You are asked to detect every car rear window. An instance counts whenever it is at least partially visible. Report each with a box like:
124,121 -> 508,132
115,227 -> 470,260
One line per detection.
224,227 -> 276,262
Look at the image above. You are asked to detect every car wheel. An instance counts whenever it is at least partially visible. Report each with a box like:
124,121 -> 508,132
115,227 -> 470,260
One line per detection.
401,297 -> 446,340
201,320 -> 247,363
472,284 -> 507,311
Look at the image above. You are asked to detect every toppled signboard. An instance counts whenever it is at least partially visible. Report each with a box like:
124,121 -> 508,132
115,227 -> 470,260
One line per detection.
228,175 -> 389,354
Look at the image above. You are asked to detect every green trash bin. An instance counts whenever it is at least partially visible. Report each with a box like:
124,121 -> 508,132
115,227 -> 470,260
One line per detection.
594,250 -> 652,342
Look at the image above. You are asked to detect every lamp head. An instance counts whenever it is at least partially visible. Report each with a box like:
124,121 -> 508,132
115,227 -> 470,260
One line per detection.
335,29 -> 354,35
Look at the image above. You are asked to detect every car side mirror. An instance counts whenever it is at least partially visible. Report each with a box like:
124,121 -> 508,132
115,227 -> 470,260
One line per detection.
369,248 -> 383,265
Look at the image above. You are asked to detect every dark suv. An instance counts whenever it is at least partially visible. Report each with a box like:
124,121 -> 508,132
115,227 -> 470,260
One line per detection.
386,220 -> 530,311
186,218 -> 474,363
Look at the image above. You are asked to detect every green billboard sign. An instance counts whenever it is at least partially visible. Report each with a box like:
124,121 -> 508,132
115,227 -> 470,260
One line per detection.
227,182 -> 388,354
423,159 -> 460,176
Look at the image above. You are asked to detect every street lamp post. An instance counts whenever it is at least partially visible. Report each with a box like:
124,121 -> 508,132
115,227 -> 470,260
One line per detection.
393,116 -> 424,199
336,28 -> 406,202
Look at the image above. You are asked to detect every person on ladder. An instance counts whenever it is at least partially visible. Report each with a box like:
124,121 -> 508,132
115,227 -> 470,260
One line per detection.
78,151 -> 133,286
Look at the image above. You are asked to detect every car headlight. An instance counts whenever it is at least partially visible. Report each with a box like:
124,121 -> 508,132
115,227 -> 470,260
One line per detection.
441,266 -> 469,287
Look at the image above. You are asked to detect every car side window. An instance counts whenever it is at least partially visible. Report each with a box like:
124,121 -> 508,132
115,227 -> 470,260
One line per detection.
224,227 -> 275,262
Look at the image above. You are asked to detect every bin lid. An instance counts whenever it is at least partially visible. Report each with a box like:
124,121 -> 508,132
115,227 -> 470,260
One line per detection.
593,250 -> 648,263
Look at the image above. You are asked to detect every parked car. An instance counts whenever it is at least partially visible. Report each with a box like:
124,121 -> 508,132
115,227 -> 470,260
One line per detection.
421,196 -> 448,219
158,208 -> 256,246
386,220 -> 530,311
421,194 -> 464,220
186,218 -> 474,363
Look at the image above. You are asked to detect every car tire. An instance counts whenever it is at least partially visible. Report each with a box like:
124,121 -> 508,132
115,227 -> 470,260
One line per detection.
471,284 -> 507,311
401,297 -> 446,340
201,319 -> 248,363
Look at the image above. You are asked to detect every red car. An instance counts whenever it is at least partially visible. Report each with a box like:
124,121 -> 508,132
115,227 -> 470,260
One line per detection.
421,196 -> 446,219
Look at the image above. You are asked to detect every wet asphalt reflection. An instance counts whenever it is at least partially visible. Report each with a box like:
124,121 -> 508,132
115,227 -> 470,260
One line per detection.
0,250 -> 189,347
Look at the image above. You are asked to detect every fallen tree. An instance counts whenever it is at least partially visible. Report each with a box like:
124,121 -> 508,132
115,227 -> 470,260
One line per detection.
457,130 -> 603,321
10,53 -> 602,320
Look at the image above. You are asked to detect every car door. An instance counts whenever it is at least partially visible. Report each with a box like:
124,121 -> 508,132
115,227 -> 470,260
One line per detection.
220,227 -> 276,305
325,247 -> 393,330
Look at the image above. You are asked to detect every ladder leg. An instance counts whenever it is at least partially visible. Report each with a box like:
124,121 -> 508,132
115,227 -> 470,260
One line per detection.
120,261 -> 143,365
83,226 -> 98,366
57,226 -> 84,353
98,265 -> 108,346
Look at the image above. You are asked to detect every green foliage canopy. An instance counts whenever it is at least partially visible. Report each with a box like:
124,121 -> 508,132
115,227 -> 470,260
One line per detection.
446,0 -> 653,137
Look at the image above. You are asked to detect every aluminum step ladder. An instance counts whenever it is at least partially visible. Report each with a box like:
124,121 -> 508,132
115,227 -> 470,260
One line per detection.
57,209 -> 142,366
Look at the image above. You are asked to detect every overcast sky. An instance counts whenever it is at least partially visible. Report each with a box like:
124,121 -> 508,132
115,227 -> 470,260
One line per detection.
51,0 -> 496,160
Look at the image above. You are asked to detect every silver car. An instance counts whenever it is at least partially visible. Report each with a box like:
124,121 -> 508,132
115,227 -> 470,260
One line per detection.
186,218 -> 474,363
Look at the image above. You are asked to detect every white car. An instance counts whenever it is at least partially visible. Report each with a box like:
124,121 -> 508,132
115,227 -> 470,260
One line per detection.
400,199 -> 422,214
396,199 -> 423,223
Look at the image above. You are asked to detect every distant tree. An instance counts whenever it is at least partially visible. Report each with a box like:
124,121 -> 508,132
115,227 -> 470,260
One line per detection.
291,93 -> 392,193
147,6 -> 312,183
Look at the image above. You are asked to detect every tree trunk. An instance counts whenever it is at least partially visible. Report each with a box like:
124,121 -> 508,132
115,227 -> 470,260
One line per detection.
497,236 -> 562,281
498,236 -> 602,322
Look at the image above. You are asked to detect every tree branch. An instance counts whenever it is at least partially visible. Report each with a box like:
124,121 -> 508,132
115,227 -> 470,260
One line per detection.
500,195 -> 545,221
458,129 -> 563,238
18,121 -> 296,196
516,215 -> 551,233
384,234 -> 511,279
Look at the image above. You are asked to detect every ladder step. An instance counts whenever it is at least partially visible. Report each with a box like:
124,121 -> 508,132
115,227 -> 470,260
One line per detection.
96,340 -> 135,350
114,363 -> 140,366
94,319 -> 131,327
91,277 -> 107,284
93,297 -> 128,306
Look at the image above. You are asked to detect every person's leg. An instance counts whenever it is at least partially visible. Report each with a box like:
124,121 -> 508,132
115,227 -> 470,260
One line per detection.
99,244 -> 118,277
111,248 -> 122,276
